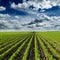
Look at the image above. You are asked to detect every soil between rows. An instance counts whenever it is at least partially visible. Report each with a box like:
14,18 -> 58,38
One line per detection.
39,36 -> 59,60
14,36 -> 32,60
1,33 -> 60,60
36,35 -> 47,60
3,35 -> 31,60
28,34 -> 35,60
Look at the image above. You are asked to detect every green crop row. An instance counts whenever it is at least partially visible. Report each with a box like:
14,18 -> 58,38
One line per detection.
37,35 -> 56,60
9,35 -> 32,60
38,32 -> 60,59
22,35 -> 33,60
0,34 -> 31,60
0,32 -> 60,60
34,35 -> 40,60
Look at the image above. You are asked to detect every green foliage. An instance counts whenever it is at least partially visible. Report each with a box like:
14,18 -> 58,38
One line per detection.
0,32 -> 60,60
35,36 -> 40,60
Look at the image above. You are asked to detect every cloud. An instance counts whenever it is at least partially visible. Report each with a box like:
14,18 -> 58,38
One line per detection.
15,16 -> 20,19
0,13 -> 60,31
0,19 -> 22,29
11,2 -> 28,9
0,14 -> 22,29
26,19 -> 43,25
22,13 -> 50,25
0,6 -> 6,11
0,14 -> 10,18
21,13 -> 60,31
10,0 -> 60,12
0,0 -> 59,31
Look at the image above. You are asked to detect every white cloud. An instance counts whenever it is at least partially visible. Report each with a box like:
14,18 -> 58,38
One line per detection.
0,19 -> 22,29
40,0 -> 52,9
0,13 -> 60,31
11,3 -> 17,9
0,14 -> 22,29
10,0 -> 60,13
0,14 -> 10,18
11,2 -> 28,9
0,0 -> 59,31
22,13 -> 60,31
0,6 -> 6,11
15,16 -> 20,19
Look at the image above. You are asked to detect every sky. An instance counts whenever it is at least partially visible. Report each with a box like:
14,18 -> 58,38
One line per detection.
0,0 -> 60,31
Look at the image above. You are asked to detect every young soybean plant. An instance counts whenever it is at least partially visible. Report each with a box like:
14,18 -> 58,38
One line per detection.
22,36 -> 33,60
35,35 -> 40,60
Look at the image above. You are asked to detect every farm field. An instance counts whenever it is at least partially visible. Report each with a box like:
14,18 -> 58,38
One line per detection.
0,32 -> 60,60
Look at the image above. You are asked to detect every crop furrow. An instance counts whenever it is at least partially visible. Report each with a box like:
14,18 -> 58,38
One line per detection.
36,36 -> 47,60
0,38 -> 23,54
28,34 -> 35,60
14,36 -> 32,60
9,35 -> 32,60
45,40 -> 60,53
0,35 -> 31,60
22,35 -> 33,60
39,36 -> 59,60
4,35 -> 31,60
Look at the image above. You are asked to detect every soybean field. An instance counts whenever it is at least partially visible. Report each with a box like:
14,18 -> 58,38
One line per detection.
0,32 -> 60,60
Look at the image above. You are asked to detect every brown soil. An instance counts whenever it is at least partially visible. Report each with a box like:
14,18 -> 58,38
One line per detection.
39,36 -> 59,60
14,36 -> 32,60
28,34 -> 35,60
36,36 -> 47,60
3,35 -> 31,60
